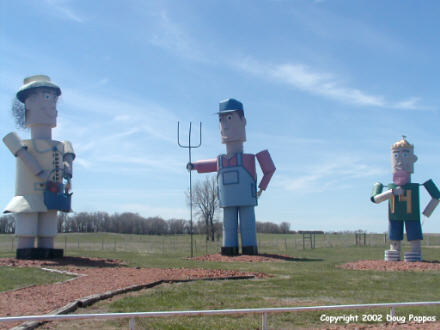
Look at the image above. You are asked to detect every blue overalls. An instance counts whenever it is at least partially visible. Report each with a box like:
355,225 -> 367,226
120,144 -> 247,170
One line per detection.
217,153 -> 258,252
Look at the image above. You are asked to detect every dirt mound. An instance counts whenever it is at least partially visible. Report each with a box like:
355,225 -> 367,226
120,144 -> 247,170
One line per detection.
190,253 -> 318,262
340,259 -> 440,272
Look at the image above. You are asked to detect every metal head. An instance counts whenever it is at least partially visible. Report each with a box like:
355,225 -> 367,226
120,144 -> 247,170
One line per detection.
391,136 -> 417,185
24,87 -> 59,128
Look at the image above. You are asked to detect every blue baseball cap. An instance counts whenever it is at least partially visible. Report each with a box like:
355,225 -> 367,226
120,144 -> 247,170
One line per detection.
218,98 -> 243,114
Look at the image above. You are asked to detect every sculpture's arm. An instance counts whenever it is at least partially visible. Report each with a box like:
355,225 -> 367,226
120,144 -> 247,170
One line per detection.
62,141 -> 75,193
62,141 -> 75,179
422,179 -> 440,217
256,150 -> 276,196
3,132 -> 48,180
187,158 -> 217,173
370,182 -> 393,204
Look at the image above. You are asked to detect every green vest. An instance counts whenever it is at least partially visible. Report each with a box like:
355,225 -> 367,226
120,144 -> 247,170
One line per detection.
371,179 -> 440,222
386,183 -> 420,221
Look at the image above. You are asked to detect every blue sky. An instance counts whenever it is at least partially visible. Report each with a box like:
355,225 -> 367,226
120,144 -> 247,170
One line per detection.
1,0 -> 440,233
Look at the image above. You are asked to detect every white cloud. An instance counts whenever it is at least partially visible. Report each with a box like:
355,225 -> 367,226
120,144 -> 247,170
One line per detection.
392,97 -> 432,111
73,157 -> 92,169
276,156 -> 385,193
61,88 -> 178,143
236,58 -> 429,110
44,0 -> 84,23
53,87 -> 183,174
148,10 -> 208,63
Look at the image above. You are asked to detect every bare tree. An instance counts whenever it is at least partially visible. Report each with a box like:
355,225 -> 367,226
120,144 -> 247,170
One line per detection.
188,175 -> 219,241
280,222 -> 291,234
168,219 -> 188,234
0,215 -> 15,233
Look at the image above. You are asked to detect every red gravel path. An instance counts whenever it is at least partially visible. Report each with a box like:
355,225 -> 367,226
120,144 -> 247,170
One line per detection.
0,257 -> 263,328
340,259 -> 440,272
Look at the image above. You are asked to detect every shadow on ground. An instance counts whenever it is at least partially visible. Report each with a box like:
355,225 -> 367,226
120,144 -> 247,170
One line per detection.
259,253 -> 323,262
0,256 -> 126,268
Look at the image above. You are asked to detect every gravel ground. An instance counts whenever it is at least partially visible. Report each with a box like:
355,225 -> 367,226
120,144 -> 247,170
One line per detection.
1,256 -> 439,329
339,259 -> 440,272
0,256 -> 263,329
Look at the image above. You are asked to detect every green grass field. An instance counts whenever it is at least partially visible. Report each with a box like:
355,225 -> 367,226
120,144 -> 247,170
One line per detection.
0,266 -> 72,292
1,233 -> 439,329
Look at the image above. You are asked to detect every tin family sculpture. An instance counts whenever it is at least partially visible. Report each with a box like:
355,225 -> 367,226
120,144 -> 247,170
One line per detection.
3,76 -> 438,262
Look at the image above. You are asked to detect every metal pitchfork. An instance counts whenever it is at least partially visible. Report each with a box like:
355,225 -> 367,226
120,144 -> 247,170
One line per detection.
177,122 -> 202,258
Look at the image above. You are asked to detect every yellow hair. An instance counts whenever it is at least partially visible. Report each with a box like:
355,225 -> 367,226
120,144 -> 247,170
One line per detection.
391,136 -> 413,150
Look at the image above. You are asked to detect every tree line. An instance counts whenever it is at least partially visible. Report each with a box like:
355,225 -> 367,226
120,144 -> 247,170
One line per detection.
0,212 -> 291,237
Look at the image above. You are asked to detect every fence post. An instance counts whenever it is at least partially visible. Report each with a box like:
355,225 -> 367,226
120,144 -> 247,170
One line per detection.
65,236 -> 67,250
262,312 -> 267,330
77,239 -> 80,249
11,237 -> 14,251
129,317 -> 135,330
390,307 -> 395,317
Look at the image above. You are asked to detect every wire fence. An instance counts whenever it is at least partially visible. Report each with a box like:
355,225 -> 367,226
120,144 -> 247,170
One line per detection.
0,301 -> 438,330
1,233 -> 439,256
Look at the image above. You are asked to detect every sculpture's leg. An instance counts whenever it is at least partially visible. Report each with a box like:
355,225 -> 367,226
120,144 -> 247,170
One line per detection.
385,220 -> 403,261
404,221 -> 423,262
37,210 -> 58,248
221,207 -> 239,256
410,240 -> 421,253
239,206 -> 258,255
390,240 -> 401,251
15,213 -> 38,249
15,213 -> 38,259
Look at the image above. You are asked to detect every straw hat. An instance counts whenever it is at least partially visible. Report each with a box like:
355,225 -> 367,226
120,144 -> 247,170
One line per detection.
16,75 -> 61,102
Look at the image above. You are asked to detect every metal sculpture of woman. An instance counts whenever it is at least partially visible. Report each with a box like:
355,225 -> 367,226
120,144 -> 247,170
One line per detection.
3,75 -> 75,259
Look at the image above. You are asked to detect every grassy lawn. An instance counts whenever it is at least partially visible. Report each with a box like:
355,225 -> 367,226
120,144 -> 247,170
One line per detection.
0,267 -> 72,292
1,233 -> 439,328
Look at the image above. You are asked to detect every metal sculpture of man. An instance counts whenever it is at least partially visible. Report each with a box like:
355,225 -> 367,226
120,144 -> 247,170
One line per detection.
3,75 -> 75,259
188,98 -> 275,256
370,136 -> 439,262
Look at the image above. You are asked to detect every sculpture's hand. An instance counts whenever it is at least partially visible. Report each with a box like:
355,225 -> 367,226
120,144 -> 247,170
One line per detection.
65,179 -> 72,193
257,189 -> 263,198
393,186 -> 404,196
186,162 -> 194,171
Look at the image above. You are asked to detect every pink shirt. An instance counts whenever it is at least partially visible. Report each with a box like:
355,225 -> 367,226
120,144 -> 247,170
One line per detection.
193,150 -> 276,190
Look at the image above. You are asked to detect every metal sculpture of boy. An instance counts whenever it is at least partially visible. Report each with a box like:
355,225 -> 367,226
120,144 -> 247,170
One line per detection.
188,98 -> 275,256
3,75 -> 75,259
371,136 -> 439,262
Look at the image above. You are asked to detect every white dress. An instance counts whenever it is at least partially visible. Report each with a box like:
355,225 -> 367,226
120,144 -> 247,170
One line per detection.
4,138 -> 74,213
